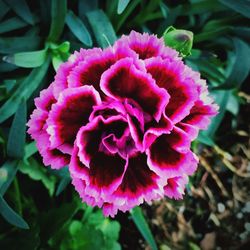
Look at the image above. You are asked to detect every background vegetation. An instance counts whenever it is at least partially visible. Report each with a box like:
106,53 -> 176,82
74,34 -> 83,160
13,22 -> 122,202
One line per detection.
0,0 -> 249,249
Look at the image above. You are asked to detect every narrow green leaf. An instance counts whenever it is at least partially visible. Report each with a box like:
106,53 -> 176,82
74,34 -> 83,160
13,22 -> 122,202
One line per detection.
180,0 -> 226,15
117,0 -> 130,14
19,157 -> 56,196
219,0 -> 250,18
48,0 -> 67,42
24,141 -> 37,162
0,0 -> 10,20
0,62 -> 18,72
0,195 -> 29,229
0,57 -> 50,123
39,201 -> 78,242
4,0 -> 34,25
130,207 -> 158,250
56,176 -> 71,196
7,101 -> 26,158
66,10 -> 92,46
0,160 -> 18,195
194,27 -> 231,43
52,54 -> 64,71
216,38 -> 250,89
0,17 -> 28,34
204,90 -> 229,138
0,36 -> 41,53
115,0 -> 140,31
3,49 -> 48,68
78,0 -> 98,20
197,132 -> 215,146
86,9 -> 117,48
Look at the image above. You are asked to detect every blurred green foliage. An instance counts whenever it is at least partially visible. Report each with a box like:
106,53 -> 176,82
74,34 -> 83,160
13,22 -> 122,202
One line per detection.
0,0 -> 249,249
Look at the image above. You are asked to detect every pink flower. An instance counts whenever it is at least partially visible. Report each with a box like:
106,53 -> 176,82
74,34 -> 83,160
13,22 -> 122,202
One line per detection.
27,31 -> 218,217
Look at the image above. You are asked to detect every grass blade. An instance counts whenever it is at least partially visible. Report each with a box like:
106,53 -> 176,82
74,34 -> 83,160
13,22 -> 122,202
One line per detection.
0,17 -> 28,34
48,0 -> 67,42
4,0 -> 34,25
219,0 -> 250,18
3,49 -> 48,68
216,38 -> 250,89
7,101 -> 27,159
0,36 -> 41,53
0,195 -> 29,229
66,10 -> 92,47
0,160 -> 19,195
130,207 -> 158,250
117,0 -> 130,14
86,9 -> 117,48
0,57 -> 50,123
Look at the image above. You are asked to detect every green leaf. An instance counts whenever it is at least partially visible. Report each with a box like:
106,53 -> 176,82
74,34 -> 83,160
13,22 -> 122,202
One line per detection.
216,38 -> 250,89
48,0 -> 67,42
0,36 -> 41,53
130,207 -> 158,250
39,201 -> 79,242
4,0 -> 34,25
0,17 -> 28,34
19,157 -> 56,196
7,101 -> 26,159
180,0 -> 226,15
0,57 -> 50,123
117,0 -> 130,14
197,132 -> 215,147
0,195 -> 29,229
55,176 -> 71,196
0,160 -> 19,195
226,92 -> 239,116
3,49 -> 48,68
78,0 -> 98,20
204,90 -> 229,138
24,141 -> 37,162
66,10 -> 92,47
219,0 -> 250,18
0,0 -> 10,20
0,62 -> 17,72
86,9 -> 117,48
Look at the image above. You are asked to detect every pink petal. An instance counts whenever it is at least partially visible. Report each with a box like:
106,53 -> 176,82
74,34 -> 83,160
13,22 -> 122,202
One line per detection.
100,57 -> 169,121
104,154 -> 163,215
76,115 -> 128,166
36,130 -> 70,169
114,30 -> 179,61
47,86 -> 101,153
145,57 -> 199,124
182,100 -> 219,130
147,130 -> 198,178
164,175 -> 188,199
53,48 -> 102,98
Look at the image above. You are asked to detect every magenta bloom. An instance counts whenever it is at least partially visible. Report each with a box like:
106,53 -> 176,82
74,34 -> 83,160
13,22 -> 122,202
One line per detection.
27,31 -> 218,217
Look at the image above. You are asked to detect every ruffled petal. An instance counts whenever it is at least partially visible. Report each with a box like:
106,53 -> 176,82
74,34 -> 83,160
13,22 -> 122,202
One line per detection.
70,138 -> 127,203
47,86 -> 101,153
53,48 -> 102,98
164,175 -> 188,199
36,130 -> 70,169
114,30 -> 179,61
145,57 -> 199,124
103,154 -> 163,215
100,57 -> 169,121
147,128 -> 198,178
76,115 -> 128,166
182,100 -> 219,130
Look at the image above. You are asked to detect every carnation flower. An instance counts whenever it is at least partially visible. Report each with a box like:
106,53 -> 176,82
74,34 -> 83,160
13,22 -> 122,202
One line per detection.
27,31 -> 218,217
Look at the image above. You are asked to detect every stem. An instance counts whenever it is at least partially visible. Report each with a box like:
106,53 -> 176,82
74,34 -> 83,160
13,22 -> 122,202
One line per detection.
13,177 -> 22,215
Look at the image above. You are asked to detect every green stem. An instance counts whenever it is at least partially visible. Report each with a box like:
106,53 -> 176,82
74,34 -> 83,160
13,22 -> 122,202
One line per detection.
13,177 -> 22,215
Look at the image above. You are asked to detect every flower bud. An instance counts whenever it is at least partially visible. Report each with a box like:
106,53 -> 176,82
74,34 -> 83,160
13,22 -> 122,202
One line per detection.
163,26 -> 193,57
